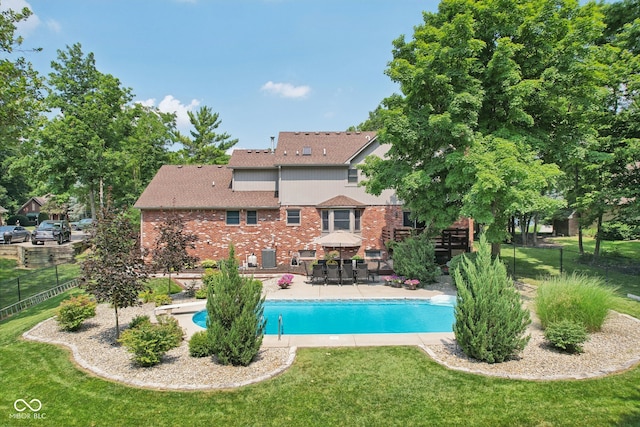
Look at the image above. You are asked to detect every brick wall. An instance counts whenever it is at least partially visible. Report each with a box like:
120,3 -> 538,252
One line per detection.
140,205 -> 404,267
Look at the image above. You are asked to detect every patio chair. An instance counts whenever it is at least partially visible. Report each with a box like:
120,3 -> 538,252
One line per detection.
311,263 -> 326,285
341,263 -> 355,285
301,261 -> 312,282
355,263 -> 369,284
325,263 -> 341,285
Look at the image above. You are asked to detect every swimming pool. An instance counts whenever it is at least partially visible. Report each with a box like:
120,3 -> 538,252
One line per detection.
192,296 -> 456,335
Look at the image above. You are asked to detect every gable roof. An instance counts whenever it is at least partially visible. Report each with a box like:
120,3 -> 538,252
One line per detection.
229,131 -> 377,168
317,195 -> 367,208
134,165 -> 279,210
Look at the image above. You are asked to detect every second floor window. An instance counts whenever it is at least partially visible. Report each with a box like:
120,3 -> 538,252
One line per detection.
347,168 -> 358,183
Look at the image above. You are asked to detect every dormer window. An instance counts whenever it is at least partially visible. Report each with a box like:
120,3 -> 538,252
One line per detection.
302,146 -> 312,156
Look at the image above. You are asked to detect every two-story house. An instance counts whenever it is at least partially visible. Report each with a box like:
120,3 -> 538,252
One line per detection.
134,131 -> 470,268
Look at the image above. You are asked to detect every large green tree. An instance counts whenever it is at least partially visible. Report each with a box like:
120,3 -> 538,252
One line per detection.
360,0 -> 606,254
37,43 -> 132,217
0,5 -> 43,212
175,105 -> 238,164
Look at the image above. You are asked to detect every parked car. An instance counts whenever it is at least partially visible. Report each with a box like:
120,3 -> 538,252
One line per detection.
70,221 -> 80,231
77,218 -> 94,231
31,220 -> 72,245
0,225 -> 31,244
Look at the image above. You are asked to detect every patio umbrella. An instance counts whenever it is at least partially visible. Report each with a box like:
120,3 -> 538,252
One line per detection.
313,230 -> 362,247
313,230 -> 362,261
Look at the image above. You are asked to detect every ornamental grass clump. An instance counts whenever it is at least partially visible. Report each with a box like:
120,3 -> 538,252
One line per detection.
453,235 -> 531,363
535,272 -> 617,332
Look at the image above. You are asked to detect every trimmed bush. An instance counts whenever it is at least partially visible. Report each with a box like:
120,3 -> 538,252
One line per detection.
545,319 -> 588,354
118,315 -> 183,367
56,294 -> 97,331
392,233 -> 440,284
535,273 -> 617,332
129,314 -> 151,329
153,293 -> 173,307
189,330 -> 214,357
453,235 -> 531,363
200,259 -> 218,269
207,244 -> 265,366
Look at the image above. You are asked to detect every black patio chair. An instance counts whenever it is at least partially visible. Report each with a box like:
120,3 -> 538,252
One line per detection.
325,264 -> 341,285
355,263 -> 369,284
341,263 -> 355,285
311,263 -> 326,285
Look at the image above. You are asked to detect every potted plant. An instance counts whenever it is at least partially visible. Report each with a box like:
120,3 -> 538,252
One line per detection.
277,274 -> 294,289
325,250 -> 339,265
404,279 -> 420,290
383,275 -> 404,288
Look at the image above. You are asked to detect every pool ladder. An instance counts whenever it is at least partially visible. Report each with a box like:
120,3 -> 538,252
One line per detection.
278,314 -> 283,340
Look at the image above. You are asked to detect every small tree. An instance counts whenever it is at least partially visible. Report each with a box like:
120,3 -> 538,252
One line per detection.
82,196 -> 148,340
392,232 -> 441,284
151,210 -> 199,295
206,244 -> 265,366
453,234 -> 531,363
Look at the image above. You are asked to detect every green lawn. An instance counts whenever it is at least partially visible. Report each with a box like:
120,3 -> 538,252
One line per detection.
1,291 -> 639,426
500,237 -> 640,318
0,261 -> 81,309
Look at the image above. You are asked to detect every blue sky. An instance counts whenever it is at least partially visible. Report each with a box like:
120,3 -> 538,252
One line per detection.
5,0 -> 440,149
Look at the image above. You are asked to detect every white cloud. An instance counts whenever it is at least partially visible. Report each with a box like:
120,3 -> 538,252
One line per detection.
46,19 -> 61,33
260,81 -> 311,99
136,95 -> 200,133
1,0 -> 41,35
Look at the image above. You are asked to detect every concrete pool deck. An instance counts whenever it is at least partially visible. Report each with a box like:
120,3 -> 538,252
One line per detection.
167,273 -> 457,348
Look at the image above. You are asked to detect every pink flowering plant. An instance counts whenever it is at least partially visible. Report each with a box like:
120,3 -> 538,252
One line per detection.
277,274 -> 294,289
383,275 -> 405,287
404,279 -> 420,290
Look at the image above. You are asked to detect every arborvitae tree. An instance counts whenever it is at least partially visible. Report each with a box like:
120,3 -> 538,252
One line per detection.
82,194 -> 148,340
392,232 -> 440,284
206,244 -> 265,366
152,209 -> 199,294
453,234 -> 530,363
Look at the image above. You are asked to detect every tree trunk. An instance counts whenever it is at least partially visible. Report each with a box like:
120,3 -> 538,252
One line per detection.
491,242 -> 501,258
594,213 -> 603,257
532,214 -> 539,246
114,304 -> 120,340
577,212 -> 584,255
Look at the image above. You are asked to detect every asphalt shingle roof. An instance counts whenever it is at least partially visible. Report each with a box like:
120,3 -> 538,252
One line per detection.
134,165 -> 279,209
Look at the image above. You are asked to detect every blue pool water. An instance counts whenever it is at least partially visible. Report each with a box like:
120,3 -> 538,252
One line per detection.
192,296 -> 456,335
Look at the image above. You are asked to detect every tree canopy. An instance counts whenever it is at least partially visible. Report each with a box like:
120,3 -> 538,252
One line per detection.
359,0 -> 640,254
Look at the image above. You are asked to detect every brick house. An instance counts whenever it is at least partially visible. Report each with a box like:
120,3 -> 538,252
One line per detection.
134,131 -> 470,268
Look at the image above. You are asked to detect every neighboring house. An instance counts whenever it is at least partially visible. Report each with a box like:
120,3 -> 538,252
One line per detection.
135,131 -> 471,268
17,196 -> 50,224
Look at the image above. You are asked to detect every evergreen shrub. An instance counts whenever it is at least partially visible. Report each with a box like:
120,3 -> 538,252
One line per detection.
56,294 -> 97,331
207,244 -> 265,366
453,235 -> 531,363
392,233 -> 440,284
119,315 -> 183,367
544,319 -> 588,354
189,330 -> 214,357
